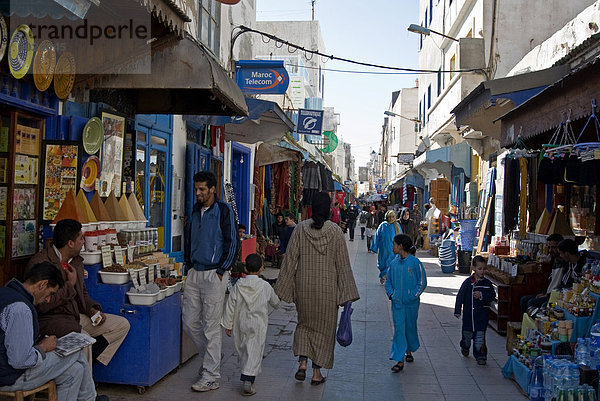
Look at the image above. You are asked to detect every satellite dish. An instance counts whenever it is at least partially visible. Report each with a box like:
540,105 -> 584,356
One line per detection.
321,131 -> 338,153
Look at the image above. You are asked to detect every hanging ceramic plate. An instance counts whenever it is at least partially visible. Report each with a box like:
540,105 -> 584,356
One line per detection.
81,155 -> 101,192
0,17 -> 7,63
33,40 -> 56,92
82,117 -> 104,155
54,52 -> 76,100
8,25 -> 34,79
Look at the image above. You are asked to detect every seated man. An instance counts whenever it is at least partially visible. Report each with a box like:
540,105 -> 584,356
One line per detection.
0,262 -> 107,401
520,234 -> 564,314
26,219 -> 130,367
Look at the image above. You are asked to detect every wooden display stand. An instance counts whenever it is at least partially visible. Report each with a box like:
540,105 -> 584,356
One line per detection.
421,229 -> 429,250
486,268 -> 547,335
0,111 -> 44,285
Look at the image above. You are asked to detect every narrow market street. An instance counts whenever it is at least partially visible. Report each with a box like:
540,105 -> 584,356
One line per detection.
96,237 -> 527,401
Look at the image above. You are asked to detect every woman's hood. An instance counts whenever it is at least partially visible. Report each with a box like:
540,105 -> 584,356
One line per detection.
298,219 -> 338,255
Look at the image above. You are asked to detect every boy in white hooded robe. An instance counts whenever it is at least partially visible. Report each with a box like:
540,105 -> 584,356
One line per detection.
222,253 -> 280,396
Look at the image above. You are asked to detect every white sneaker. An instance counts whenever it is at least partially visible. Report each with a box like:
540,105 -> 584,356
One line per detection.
242,381 -> 256,396
191,378 -> 219,392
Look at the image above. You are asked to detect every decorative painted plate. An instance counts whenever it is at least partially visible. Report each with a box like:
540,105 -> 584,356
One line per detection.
0,17 -> 7,63
82,117 -> 104,155
54,52 -> 76,100
8,25 -> 34,79
33,40 -> 56,92
81,155 -> 101,192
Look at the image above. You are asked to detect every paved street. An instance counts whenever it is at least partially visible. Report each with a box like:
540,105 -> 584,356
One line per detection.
98,236 -> 528,400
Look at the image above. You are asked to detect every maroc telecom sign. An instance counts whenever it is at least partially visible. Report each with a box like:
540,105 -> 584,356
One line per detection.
235,60 -> 290,95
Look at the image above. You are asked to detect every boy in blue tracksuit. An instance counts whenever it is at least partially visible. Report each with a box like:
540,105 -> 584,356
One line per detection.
385,234 -> 427,372
454,255 -> 496,365
183,171 -> 239,393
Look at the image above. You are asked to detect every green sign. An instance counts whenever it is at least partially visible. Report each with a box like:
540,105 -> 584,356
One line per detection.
321,131 -> 338,153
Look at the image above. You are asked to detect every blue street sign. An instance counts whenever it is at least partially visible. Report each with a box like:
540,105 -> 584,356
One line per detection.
235,60 -> 290,94
297,108 -> 324,135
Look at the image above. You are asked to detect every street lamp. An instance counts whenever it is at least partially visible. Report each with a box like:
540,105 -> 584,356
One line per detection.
384,110 -> 421,124
407,24 -> 459,42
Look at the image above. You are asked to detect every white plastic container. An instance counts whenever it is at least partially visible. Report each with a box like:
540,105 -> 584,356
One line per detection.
174,281 -> 183,293
114,221 -> 128,233
165,284 -> 176,297
135,220 -> 148,230
127,291 -> 158,306
98,271 -> 130,285
81,251 -> 102,265
156,289 -> 166,301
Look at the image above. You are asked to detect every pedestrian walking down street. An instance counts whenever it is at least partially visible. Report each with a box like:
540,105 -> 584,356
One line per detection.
183,171 -> 239,393
331,203 -> 341,225
366,206 -> 377,252
275,192 -> 359,386
221,254 -> 280,396
385,235 -> 427,373
370,210 -> 403,284
399,207 -> 418,246
454,256 -> 496,365
340,204 -> 348,233
358,207 -> 368,240
346,203 -> 359,241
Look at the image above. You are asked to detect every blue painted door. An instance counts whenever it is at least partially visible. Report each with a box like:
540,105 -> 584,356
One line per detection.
185,143 -> 211,219
231,143 -> 251,231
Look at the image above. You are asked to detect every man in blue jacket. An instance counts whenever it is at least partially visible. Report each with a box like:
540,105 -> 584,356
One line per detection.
183,171 -> 238,393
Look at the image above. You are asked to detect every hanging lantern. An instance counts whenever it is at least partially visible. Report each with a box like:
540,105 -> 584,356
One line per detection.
216,0 -> 240,4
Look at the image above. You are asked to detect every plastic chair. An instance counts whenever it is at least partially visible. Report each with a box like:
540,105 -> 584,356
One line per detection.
0,380 -> 57,401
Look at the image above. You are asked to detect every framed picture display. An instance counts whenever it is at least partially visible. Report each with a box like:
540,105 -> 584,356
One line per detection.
99,111 -> 125,197
40,141 -> 80,222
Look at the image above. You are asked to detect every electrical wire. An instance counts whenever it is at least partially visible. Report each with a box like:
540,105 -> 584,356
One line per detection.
233,25 -> 488,75
284,63 -> 428,75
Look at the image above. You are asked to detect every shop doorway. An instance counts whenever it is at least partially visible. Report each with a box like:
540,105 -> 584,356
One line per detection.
135,118 -> 172,253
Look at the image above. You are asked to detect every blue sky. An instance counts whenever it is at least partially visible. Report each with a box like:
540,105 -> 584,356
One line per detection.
256,0 -> 419,168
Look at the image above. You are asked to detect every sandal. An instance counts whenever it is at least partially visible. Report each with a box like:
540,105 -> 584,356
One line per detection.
391,362 -> 404,372
405,354 -> 414,363
294,368 -> 306,381
310,377 -> 326,386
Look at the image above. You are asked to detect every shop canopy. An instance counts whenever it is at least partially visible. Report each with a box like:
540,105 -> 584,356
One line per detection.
498,59 -> 600,147
387,171 -> 425,190
183,97 -> 294,144
255,140 -> 304,166
451,65 -> 569,141
412,142 -> 471,181
11,0 -> 190,35
89,35 -> 248,116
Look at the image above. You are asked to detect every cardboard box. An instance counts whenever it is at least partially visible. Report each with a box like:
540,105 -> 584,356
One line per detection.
494,246 -> 510,256
506,321 -> 522,355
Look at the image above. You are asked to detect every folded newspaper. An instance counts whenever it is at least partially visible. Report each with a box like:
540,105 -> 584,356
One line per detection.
54,332 -> 96,357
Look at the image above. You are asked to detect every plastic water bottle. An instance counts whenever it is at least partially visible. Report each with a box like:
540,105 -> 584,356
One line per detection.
590,321 -> 600,348
575,339 -> 591,366
568,363 -> 580,389
530,356 -> 545,401
590,342 -> 600,370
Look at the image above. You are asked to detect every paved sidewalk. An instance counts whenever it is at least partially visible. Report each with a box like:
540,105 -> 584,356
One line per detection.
94,237 -> 527,400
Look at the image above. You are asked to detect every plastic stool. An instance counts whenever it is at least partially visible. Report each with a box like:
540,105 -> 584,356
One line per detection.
0,380 -> 57,401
